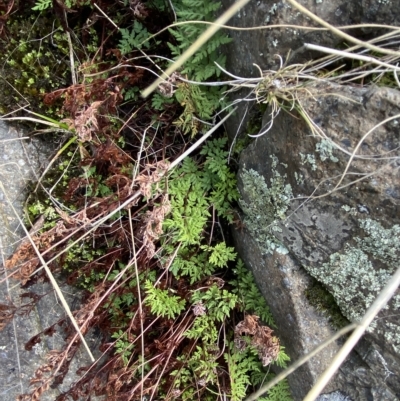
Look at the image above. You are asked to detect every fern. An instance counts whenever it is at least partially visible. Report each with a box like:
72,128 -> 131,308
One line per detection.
168,0 -> 231,82
226,340 -> 292,401
184,315 -> 218,343
225,343 -> 264,401
111,330 -> 135,366
170,248 -> 213,284
144,280 -> 186,319
201,242 -> 237,268
259,379 -> 292,401
173,83 -> 223,136
163,162 -> 210,244
275,346 -> 291,368
171,346 -> 220,398
191,284 -> 237,322
32,0 -> 52,10
231,259 -> 275,326
166,0 -> 232,135
118,21 -> 153,55
163,138 -> 237,245
201,137 -> 239,219
151,93 -> 175,110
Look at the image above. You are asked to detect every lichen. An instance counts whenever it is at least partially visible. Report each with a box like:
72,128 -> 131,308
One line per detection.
315,139 -> 339,163
305,218 -> 400,344
294,171 -> 304,185
341,204 -> 358,216
239,156 -> 293,255
356,219 -> 400,266
299,152 -> 317,171
378,322 -> 400,354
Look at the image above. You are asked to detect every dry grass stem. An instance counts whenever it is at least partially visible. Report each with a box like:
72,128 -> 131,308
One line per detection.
304,266 -> 400,401
141,0 -> 251,97
287,0 -> 400,56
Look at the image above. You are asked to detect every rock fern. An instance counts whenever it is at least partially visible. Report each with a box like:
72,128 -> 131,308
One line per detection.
144,280 -> 186,319
168,0 -> 231,81
165,0 -> 231,134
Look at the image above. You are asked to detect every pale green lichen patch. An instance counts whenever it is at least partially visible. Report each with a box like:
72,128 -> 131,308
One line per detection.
356,219 -> 400,266
299,152 -> 317,171
307,246 -> 391,330
239,156 -> 293,255
306,218 -> 400,346
316,139 -> 339,162
341,204 -> 357,215
379,322 -> 400,354
294,171 -> 304,185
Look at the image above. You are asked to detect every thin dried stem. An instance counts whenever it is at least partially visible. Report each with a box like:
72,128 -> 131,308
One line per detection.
287,0 -> 400,56
141,0 -> 251,97
304,266 -> 400,401
333,113 -> 400,191
304,43 -> 400,71
0,181 -> 95,362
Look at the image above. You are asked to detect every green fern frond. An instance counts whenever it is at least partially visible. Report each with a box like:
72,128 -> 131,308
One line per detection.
231,259 -> 275,326
32,0 -> 52,10
191,284 -> 237,322
259,379 -> 292,401
201,242 -> 237,268
118,21 -> 153,55
144,280 -> 186,319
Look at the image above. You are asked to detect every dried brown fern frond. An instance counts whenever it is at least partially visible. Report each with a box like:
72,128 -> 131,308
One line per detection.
141,194 -> 171,259
235,315 -> 280,366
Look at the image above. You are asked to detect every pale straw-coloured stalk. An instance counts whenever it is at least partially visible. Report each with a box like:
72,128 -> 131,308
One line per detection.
141,0 -> 251,97
304,265 -> 400,401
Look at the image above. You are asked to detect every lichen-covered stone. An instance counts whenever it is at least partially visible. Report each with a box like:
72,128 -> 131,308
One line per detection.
233,83 -> 400,400
222,1 -> 400,398
239,158 -> 292,255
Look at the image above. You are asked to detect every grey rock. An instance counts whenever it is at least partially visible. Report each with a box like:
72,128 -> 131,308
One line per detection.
222,1 -> 400,399
0,122 -> 103,400
221,0 -> 400,139
232,82 -> 400,400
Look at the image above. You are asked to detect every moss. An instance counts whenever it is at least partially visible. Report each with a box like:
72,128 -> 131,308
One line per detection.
0,11 -> 70,115
305,280 -> 350,330
239,156 -> 292,255
0,4 -> 100,116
